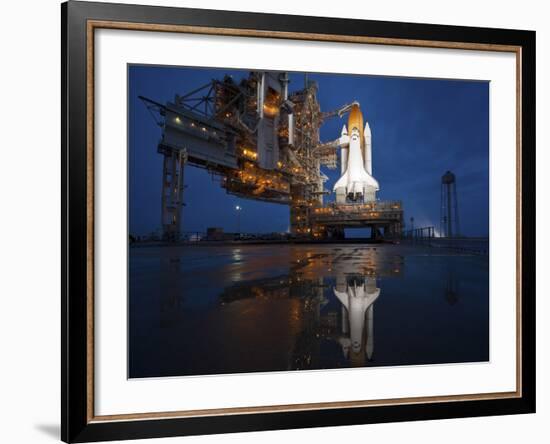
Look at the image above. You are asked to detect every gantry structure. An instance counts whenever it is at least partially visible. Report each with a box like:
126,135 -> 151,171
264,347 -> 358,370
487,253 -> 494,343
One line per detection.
140,71 -> 403,240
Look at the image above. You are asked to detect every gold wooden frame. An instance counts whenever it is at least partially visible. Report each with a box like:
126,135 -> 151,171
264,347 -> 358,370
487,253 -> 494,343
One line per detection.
85,20 -> 523,424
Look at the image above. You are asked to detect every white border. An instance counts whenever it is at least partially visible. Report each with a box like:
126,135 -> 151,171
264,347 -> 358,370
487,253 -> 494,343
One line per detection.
95,29 -> 517,416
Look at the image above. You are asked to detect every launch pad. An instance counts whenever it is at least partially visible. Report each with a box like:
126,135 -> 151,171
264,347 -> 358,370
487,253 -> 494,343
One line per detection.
141,70 -> 403,241
310,201 -> 403,240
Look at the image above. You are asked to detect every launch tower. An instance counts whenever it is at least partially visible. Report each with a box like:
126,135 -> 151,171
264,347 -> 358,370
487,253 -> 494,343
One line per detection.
140,71 -> 403,241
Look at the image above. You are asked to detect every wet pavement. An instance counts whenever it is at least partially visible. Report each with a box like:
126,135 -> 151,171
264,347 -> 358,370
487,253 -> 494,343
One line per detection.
129,243 -> 489,378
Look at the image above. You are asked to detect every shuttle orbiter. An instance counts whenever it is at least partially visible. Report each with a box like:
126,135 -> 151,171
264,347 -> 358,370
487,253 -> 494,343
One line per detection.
333,103 -> 379,203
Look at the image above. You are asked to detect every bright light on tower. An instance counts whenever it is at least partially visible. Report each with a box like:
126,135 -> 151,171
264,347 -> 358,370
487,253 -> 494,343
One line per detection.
235,205 -> 242,234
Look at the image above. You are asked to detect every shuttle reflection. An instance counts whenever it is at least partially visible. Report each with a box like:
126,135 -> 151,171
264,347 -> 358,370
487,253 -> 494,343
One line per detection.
217,246 -> 403,370
321,247 -> 402,367
333,275 -> 380,364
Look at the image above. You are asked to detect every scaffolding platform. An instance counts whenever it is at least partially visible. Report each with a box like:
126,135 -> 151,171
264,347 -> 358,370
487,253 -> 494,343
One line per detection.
309,201 -> 404,239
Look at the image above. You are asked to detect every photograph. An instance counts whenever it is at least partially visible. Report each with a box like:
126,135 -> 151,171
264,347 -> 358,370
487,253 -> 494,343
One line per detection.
128,66 -> 490,379
57,2 -> 536,441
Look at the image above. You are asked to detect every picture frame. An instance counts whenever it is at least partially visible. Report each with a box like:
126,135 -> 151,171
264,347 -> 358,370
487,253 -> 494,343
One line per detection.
62,1 -> 536,442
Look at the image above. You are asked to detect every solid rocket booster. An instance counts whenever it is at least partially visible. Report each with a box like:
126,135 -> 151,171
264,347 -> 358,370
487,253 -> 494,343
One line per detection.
340,124 -> 348,175
364,121 -> 372,175
333,104 -> 379,202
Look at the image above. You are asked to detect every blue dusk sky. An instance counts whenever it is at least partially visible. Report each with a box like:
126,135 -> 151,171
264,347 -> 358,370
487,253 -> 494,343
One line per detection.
129,65 -> 489,237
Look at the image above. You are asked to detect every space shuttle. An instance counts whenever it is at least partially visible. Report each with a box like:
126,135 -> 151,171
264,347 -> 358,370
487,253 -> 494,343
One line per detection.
334,277 -> 380,362
334,103 -> 379,203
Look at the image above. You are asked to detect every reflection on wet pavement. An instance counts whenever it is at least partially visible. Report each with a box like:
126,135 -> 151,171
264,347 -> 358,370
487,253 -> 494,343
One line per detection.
129,244 -> 489,378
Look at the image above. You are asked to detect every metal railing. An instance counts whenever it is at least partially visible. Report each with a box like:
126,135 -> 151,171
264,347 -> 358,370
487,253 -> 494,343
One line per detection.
402,226 -> 435,241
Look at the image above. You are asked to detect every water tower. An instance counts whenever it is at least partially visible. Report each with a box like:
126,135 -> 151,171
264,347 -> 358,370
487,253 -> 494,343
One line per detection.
440,171 -> 460,238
